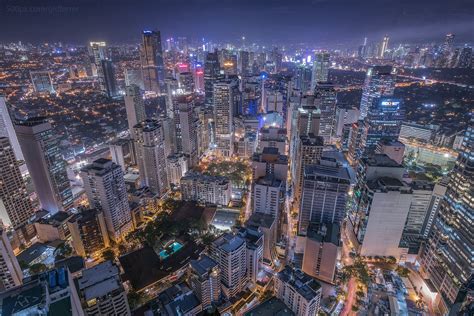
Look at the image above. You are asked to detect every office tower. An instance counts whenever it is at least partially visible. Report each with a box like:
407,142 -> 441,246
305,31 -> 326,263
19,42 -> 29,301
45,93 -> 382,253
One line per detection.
253,175 -> 284,219
302,223 -> 340,283
133,119 -> 169,196
294,135 -> 324,202
0,267 -> 83,315
15,117 -> 73,213
457,46 -> 472,68
347,120 -> 366,165
124,68 -> 144,90
0,137 -> 34,229
246,213 -> 277,264
311,52 -> 330,89
124,84 -> 146,136
258,127 -> 287,154
420,123 -> 473,314
173,94 -> 198,166
236,131 -> 258,158
0,228 -> 23,292
314,83 -> 337,144
180,171 -> 231,206
238,50 -> 250,76
0,97 -> 24,161
238,227 -> 264,284
364,97 -> 404,153
295,65 -> 312,94
222,55 -> 238,76
193,65 -> 205,92
209,233 -> 247,298
109,138 -> 131,171
77,261 -> 131,316
141,30 -> 165,94
188,255 -> 221,309
379,36 -> 389,58
204,51 -> 221,106
359,65 -> 395,119
80,158 -> 133,241
375,139 -> 405,165
34,211 -> 72,242
335,106 -> 359,137
166,153 -> 188,187
89,42 -> 107,92
213,79 -> 239,157
420,178 -> 448,239
442,33 -> 455,53
252,147 -> 289,182
178,72 -> 194,94
298,157 -> 351,235
296,101 -> 321,137
274,266 -> 322,316
67,208 -> 110,258
30,71 -> 54,93
101,59 -> 118,97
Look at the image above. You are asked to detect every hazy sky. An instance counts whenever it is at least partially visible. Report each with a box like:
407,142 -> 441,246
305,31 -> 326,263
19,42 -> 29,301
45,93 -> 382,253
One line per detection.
1,0 -> 473,46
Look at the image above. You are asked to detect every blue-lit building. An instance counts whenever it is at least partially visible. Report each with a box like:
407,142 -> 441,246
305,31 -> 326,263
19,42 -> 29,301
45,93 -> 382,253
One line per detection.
364,97 -> 404,153
359,65 -> 395,119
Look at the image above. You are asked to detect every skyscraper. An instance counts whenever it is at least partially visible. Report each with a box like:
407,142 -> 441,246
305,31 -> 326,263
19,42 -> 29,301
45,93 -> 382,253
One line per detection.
311,52 -> 330,89
0,97 -> 24,161
133,119 -> 169,196
359,65 -> 395,119
253,175 -> 284,219
101,59 -> 118,97
188,255 -> 221,309
204,51 -> 221,106
420,122 -> 473,314
140,30 -> 166,94
238,50 -> 250,76
124,84 -> 146,136
89,41 -> 107,93
81,158 -> 133,242
379,35 -> 389,58
173,94 -> 198,166
294,134 -> 324,202
0,228 -> 23,292
15,117 -> 73,213
442,33 -> 455,53
314,83 -> 337,144
213,79 -> 239,157
0,137 -> 34,230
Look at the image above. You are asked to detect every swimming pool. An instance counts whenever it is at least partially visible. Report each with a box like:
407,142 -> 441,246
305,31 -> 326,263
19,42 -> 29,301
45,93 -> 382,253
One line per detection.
159,242 -> 183,260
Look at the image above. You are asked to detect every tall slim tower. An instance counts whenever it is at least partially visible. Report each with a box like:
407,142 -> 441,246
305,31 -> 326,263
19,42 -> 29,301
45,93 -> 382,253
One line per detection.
420,121 -> 473,314
213,79 -> 239,157
0,228 -> 23,292
0,137 -> 34,230
315,83 -> 337,144
379,36 -> 389,58
0,97 -> 23,161
124,84 -> 146,136
80,159 -> 133,242
89,42 -> 107,93
173,94 -> 198,166
133,119 -> 169,196
204,51 -> 221,107
140,30 -> 166,94
359,65 -> 395,119
15,117 -> 73,213
311,52 -> 330,89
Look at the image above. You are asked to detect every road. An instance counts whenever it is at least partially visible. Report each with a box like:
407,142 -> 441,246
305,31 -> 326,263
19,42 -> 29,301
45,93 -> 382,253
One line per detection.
341,278 -> 356,316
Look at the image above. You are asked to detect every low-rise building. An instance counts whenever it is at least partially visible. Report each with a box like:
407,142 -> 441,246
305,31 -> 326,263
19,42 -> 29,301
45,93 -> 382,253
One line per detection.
180,171 -> 231,206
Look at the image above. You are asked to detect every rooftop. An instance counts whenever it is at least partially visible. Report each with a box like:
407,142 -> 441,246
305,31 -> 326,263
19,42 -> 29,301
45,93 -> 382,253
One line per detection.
244,297 -> 295,316
307,222 -> 341,245
189,254 -> 218,278
246,212 -> 276,229
212,233 -> 246,253
255,175 -> 283,187
363,154 -> 401,167
277,266 -> 321,301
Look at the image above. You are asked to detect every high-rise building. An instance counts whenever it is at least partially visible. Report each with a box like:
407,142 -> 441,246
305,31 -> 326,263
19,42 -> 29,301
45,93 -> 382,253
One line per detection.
166,153 -> 188,187
298,157 -> 351,235
15,117 -> 73,213
108,138 -> 131,171
77,261 -> 131,315
238,50 -> 250,76
420,122 -> 473,314
140,30 -> 166,94
237,227 -> 264,284
252,147 -> 289,182
81,158 -> 133,242
180,171 -> 231,206
457,46 -> 472,68
294,135 -> 324,202
359,65 -> 395,119
209,233 -> 247,298
311,52 -> 330,89
274,266 -> 322,316
246,212 -> 277,264
204,51 -> 221,106
67,207 -> 110,258
89,42 -> 107,93
302,223 -> 340,283
253,175 -> 284,219
0,228 -> 23,292
133,119 -> 169,196
364,97 -> 404,153
296,102 -> 321,137
188,255 -> 221,309
213,79 -> 239,157
0,97 -> 24,161
0,137 -> 34,230
314,83 -> 337,144
442,33 -> 455,53
124,84 -> 146,136
124,68 -> 144,90
30,71 -> 55,93
173,94 -> 198,166
101,59 -> 118,97
379,36 -> 389,58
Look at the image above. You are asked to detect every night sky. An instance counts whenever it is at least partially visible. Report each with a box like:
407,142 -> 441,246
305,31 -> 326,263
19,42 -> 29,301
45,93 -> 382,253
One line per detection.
1,0 -> 473,46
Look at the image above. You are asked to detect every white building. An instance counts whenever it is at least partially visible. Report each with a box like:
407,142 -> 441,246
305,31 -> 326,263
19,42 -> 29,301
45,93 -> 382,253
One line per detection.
188,255 -> 221,309
81,158 -> 133,242
0,228 -> 23,291
180,171 -> 231,206
253,175 -> 284,219
124,84 -> 146,136
274,266 -> 322,316
166,153 -> 188,187
0,97 -> 24,161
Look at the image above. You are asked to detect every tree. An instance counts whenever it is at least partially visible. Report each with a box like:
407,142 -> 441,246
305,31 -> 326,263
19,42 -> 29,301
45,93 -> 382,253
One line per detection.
30,263 -> 47,274
396,266 -> 410,277
351,305 -> 359,312
102,249 -> 116,262
54,242 -> 73,258
127,290 -> 141,309
356,290 -> 365,298
18,260 -> 29,270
